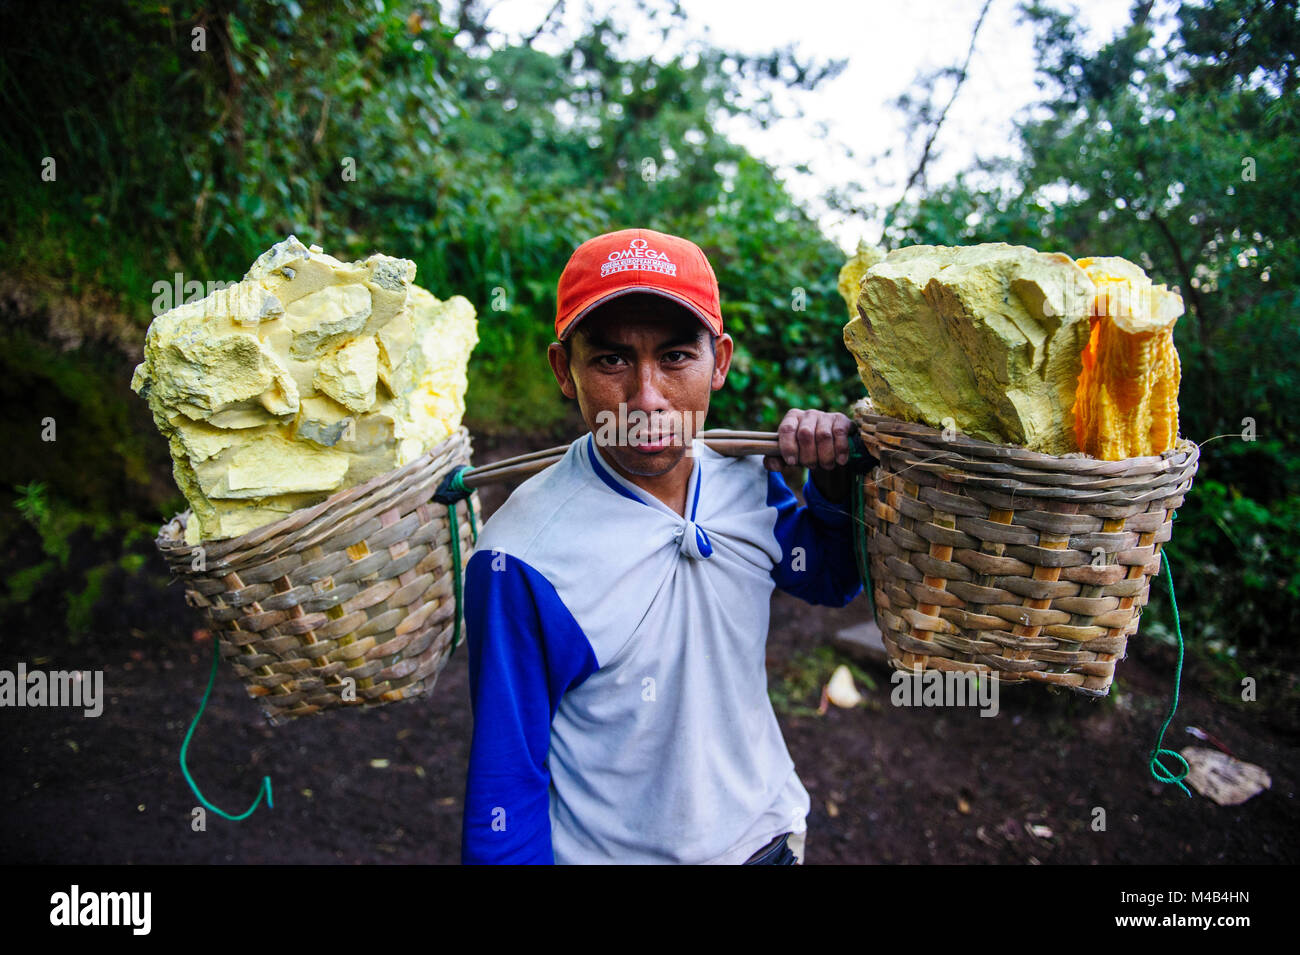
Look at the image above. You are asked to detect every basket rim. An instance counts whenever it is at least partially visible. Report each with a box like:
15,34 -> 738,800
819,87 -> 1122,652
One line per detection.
157,425 -> 473,568
851,396 -> 1199,477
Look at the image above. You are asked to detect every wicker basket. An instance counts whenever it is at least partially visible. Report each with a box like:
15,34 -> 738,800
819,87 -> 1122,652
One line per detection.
156,426 -> 482,724
850,398 -> 1199,696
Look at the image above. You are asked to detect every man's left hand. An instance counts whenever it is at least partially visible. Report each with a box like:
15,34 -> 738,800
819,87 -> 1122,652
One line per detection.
764,409 -> 854,503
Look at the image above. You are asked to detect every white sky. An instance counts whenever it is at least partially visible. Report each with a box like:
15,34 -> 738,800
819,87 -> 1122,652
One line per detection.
481,0 -> 1141,252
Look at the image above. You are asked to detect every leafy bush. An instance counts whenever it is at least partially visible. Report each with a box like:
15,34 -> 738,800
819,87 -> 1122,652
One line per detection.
5,482 -> 160,640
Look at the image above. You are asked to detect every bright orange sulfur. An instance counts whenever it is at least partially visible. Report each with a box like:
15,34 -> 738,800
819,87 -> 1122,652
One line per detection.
1071,257 -> 1183,460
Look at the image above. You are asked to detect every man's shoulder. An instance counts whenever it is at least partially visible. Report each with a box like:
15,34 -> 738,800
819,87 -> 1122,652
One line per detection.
474,454 -> 587,560
694,441 -> 784,512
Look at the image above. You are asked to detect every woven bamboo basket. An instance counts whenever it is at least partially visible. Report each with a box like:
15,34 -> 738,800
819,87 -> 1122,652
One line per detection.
849,397 -> 1199,696
156,426 -> 482,725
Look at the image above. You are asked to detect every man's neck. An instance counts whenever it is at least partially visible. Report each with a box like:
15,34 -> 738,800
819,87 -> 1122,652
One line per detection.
596,443 -> 694,518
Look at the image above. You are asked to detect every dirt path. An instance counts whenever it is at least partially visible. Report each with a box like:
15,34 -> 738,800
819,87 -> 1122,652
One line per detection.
2,433 -> 1295,864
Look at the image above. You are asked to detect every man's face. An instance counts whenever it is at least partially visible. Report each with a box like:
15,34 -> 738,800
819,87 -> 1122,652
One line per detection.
548,294 -> 733,479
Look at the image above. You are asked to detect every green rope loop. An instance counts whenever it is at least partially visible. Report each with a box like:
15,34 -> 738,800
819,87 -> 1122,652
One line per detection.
176,460 -> 480,813
444,469 -> 479,660
1148,549 -> 1192,797
847,457 -> 1192,799
179,637 -> 273,821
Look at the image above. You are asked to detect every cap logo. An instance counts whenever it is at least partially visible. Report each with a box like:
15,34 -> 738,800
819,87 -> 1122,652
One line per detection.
600,237 -> 676,278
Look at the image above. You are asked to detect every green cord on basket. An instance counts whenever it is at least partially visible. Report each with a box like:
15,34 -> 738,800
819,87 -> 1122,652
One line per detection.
179,637 -> 273,821
851,471 -> 876,620
1148,549 -> 1192,797
177,463 -> 480,817
844,440 -> 1188,795
445,466 -> 479,660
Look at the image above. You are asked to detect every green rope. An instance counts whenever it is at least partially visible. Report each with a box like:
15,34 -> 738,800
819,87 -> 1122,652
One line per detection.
176,462 -> 481,817
179,637 -> 273,821
444,466 -> 479,660
850,461 -> 876,621
1147,549 -> 1192,797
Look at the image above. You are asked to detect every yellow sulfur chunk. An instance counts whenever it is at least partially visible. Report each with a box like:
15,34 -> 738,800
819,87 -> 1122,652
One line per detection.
836,240 -> 886,319
132,236 -> 478,543
842,243 -> 1095,454
1071,256 -> 1183,459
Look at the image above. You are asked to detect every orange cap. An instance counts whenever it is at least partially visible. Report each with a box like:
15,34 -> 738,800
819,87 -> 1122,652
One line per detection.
555,228 -> 723,341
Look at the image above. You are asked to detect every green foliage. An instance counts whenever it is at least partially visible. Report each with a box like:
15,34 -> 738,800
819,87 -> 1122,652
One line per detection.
65,563 -> 113,637
13,482 -> 101,568
0,0 -> 856,439
7,560 -> 56,606
0,0 -> 862,646
6,481 -> 160,641
1153,441 -> 1300,650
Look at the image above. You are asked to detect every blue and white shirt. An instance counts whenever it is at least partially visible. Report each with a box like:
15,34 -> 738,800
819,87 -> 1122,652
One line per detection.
460,432 -> 862,864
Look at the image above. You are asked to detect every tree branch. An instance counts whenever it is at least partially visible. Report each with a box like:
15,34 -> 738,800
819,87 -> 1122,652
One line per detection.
525,0 -> 565,45
882,0 -> 993,241
1149,208 -> 1215,425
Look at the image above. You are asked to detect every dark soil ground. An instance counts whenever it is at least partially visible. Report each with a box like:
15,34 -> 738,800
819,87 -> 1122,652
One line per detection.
2,431 -> 1297,865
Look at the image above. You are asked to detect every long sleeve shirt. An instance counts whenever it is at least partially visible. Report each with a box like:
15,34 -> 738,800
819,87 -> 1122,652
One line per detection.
460,431 -> 862,864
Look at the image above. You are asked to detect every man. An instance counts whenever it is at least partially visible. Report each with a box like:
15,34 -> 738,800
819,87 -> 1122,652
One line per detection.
460,227 -> 863,864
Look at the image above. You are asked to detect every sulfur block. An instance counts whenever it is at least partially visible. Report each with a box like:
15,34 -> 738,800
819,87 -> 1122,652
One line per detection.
1071,256 -> 1183,459
836,239 -> 886,319
132,236 -> 478,544
315,336 -> 379,414
843,243 -> 1095,454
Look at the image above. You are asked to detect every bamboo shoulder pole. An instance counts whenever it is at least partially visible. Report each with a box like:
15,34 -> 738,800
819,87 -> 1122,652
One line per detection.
462,431 -> 781,488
